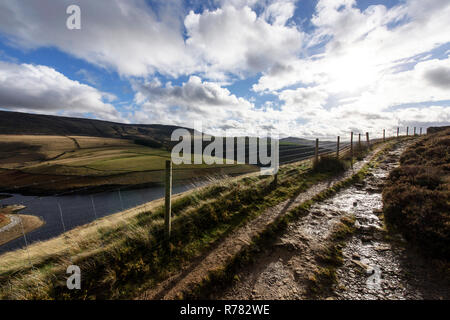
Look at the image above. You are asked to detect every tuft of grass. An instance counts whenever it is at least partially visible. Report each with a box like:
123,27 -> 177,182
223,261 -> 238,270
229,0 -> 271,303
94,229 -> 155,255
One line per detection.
313,156 -> 347,174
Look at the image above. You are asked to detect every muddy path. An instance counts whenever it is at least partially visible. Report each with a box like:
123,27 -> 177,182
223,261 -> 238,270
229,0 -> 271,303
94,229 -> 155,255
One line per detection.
333,157 -> 450,299
140,143 -> 387,300
214,139 -> 449,300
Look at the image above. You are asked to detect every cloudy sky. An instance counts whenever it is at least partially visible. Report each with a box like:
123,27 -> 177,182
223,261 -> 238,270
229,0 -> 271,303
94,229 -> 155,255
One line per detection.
0,0 -> 449,139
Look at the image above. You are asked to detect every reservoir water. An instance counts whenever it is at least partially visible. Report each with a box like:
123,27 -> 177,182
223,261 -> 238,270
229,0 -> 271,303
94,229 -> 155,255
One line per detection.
0,181 -> 205,253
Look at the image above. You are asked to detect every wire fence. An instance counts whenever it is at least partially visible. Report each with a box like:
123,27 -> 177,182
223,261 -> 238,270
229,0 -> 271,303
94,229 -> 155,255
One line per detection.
0,127 -> 418,264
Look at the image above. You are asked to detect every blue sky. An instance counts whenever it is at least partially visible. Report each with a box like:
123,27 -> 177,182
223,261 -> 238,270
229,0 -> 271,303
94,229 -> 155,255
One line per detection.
0,0 -> 448,139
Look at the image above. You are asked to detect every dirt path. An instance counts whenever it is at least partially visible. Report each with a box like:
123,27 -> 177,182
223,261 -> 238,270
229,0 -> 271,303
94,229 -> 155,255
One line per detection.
214,139 -> 449,300
140,143 -> 387,300
333,151 -> 450,300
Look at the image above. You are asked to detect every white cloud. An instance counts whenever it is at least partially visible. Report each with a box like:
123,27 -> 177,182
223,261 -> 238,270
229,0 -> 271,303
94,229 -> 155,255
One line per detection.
132,76 -> 257,132
262,0 -> 296,26
0,61 -> 121,121
255,0 -> 450,93
336,57 -> 450,113
184,4 -> 304,79
0,0 -> 194,77
248,0 -> 450,138
278,86 -> 328,116
0,0 -> 304,81
0,0 -> 448,138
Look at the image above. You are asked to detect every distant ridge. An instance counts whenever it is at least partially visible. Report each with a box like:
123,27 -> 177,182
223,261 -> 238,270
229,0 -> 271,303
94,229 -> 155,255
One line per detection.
0,110 -> 190,146
427,126 -> 450,134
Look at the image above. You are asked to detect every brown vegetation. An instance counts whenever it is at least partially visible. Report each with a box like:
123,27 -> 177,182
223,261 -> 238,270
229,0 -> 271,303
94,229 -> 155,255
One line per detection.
0,214 -> 44,246
383,128 -> 450,260
0,214 -> 9,228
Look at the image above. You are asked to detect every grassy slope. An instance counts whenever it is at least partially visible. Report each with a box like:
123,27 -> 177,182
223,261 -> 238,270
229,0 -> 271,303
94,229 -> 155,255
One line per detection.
383,128 -> 450,260
0,151 -> 350,299
0,137 -> 389,300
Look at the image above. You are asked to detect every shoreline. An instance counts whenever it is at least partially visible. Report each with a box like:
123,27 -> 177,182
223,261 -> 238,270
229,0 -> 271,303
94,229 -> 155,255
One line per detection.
0,214 -> 45,247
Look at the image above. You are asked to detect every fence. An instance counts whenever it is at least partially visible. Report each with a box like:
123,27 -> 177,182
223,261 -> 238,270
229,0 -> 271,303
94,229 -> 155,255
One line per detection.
0,126 -> 421,265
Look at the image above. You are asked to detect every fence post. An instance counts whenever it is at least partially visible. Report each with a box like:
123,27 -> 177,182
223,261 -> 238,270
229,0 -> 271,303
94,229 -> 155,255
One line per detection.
358,133 -> 361,149
397,127 -> 399,138
420,127 -> 422,135
350,132 -> 354,161
336,136 -> 340,159
414,127 -> 416,136
406,126 -> 409,136
383,129 -> 385,142
165,160 -> 172,240
314,138 -> 319,165
118,189 -> 124,211
366,132 -> 370,147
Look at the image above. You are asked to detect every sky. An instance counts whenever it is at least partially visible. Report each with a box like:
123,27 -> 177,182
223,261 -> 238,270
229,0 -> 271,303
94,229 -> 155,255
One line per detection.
0,0 -> 449,139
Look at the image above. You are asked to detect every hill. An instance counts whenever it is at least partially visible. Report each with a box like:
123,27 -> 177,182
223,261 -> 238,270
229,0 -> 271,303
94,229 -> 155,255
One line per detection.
0,110 -> 189,148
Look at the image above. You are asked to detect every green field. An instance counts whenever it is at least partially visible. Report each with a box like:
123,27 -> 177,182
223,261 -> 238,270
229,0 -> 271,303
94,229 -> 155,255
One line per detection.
0,135 -> 258,193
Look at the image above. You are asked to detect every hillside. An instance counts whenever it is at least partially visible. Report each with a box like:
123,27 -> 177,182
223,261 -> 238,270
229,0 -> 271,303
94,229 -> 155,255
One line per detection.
0,134 -> 256,194
0,110 -> 188,147
0,111 -> 328,194
383,127 -> 450,260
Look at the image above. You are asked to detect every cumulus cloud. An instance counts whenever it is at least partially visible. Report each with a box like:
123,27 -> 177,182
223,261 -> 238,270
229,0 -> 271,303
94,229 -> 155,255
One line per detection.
248,0 -> 450,138
0,0 -> 194,77
255,0 -> 450,92
0,0 -> 303,80
424,66 -> 450,89
0,0 -> 448,138
132,76 -> 259,133
184,3 -> 303,78
0,61 -> 121,121
278,86 -> 328,116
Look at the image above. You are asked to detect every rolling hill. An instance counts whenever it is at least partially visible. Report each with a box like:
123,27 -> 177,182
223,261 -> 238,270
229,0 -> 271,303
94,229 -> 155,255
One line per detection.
0,110 -> 189,148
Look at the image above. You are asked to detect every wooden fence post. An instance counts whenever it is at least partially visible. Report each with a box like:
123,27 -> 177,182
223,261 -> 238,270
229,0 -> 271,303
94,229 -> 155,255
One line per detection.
397,127 -> 399,138
366,132 -> 370,147
414,127 -> 416,136
358,133 -> 361,149
336,136 -> 340,159
314,138 -> 319,165
165,160 -> 172,240
383,129 -> 385,142
350,132 -> 353,160
420,127 -> 422,135
407,127 -> 409,136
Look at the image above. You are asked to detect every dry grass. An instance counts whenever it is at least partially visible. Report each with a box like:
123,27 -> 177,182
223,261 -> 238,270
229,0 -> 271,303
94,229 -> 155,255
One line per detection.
0,156 -> 316,299
0,215 -> 44,246
0,167 -> 263,276
0,214 -> 10,228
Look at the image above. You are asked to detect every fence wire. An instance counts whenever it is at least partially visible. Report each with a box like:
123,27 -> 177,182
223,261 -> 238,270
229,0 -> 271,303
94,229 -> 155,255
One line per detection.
0,129 -> 415,264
